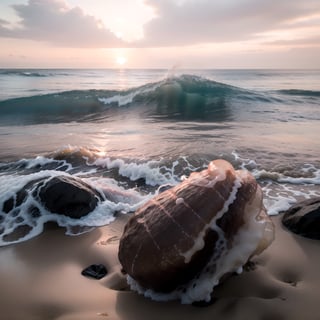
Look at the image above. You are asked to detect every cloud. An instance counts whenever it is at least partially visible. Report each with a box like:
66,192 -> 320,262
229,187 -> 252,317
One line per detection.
0,18 -> 11,26
0,0 -> 125,47
265,35 -> 320,47
1,0 -> 319,50
138,0 -> 320,46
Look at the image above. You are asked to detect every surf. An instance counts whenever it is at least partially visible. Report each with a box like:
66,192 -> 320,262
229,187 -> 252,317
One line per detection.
0,146 -> 319,246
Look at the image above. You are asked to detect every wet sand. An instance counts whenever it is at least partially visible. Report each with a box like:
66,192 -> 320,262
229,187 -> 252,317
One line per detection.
1,214 -> 319,320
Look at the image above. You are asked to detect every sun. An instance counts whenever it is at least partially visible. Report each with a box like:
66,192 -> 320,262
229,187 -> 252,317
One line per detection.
116,56 -> 127,66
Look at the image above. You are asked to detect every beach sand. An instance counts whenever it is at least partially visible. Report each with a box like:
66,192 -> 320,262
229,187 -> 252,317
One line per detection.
1,214 -> 320,320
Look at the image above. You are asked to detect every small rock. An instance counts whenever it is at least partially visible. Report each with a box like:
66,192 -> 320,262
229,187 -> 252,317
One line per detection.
81,264 -> 108,280
282,197 -> 320,240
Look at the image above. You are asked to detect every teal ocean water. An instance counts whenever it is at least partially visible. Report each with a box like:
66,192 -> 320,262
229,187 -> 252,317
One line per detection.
0,68 -> 319,245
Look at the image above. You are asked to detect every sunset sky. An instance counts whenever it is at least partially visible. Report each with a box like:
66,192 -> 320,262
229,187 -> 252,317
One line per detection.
0,0 -> 320,68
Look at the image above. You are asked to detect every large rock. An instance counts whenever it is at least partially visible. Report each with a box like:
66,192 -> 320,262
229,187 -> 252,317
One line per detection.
118,159 -> 274,304
38,175 -> 102,218
282,197 -> 320,240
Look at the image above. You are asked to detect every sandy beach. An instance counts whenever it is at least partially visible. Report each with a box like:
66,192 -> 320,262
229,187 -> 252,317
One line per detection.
0,213 -> 319,320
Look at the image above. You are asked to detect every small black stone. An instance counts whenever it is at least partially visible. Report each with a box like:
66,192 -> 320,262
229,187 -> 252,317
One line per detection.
81,264 -> 108,280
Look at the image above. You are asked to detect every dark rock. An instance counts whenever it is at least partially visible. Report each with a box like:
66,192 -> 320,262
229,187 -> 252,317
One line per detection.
38,175 -> 102,218
282,197 -> 320,239
81,264 -> 108,279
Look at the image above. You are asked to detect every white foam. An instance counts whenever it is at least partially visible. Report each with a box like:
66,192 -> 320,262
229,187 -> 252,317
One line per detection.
24,156 -> 72,171
93,157 -> 180,186
98,92 -> 137,107
231,151 -> 320,216
98,81 -> 161,107
0,171 -> 67,245
253,168 -> 320,185
232,150 -> 320,186
231,150 -> 258,170
0,170 -> 150,246
1,154 -> 198,246
262,181 -> 320,215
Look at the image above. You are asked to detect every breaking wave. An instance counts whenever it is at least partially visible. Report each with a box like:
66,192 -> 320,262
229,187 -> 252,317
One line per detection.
2,74 -> 315,125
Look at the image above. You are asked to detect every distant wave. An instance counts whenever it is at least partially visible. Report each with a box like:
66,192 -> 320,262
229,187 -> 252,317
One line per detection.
0,74 -> 318,125
276,89 -> 320,97
0,89 -> 110,119
0,69 -> 53,77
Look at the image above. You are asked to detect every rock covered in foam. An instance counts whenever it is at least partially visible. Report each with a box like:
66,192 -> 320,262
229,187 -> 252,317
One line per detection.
282,197 -> 320,239
118,159 -> 274,304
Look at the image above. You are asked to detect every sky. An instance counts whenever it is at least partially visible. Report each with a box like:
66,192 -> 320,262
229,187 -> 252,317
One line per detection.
0,0 -> 320,69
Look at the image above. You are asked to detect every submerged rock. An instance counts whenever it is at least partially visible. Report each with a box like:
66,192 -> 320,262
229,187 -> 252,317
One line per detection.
118,159 -> 274,304
38,175 -> 102,218
282,197 -> 320,240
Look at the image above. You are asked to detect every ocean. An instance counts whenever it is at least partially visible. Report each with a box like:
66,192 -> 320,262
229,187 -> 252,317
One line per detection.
0,68 -> 319,246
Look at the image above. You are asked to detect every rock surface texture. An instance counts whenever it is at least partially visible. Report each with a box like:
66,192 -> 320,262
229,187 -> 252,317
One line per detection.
118,159 -> 274,304
38,175 -> 102,218
282,197 -> 320,240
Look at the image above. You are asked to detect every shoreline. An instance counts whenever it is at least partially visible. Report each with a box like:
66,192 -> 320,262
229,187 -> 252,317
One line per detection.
0,214 -> 320,320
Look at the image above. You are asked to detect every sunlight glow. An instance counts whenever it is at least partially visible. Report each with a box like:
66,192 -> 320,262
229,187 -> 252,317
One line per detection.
116,56 -> 127,65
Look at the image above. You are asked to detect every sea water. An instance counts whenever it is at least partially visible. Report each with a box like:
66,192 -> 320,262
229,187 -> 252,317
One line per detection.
0,68 -> 319,246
